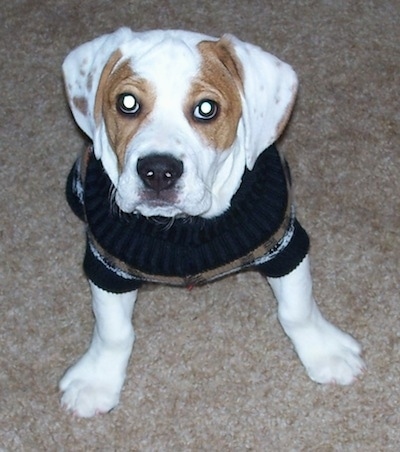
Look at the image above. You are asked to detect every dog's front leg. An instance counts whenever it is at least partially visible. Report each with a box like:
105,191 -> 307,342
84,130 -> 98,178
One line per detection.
268,255 -> 364,384
60,282 -> 137,417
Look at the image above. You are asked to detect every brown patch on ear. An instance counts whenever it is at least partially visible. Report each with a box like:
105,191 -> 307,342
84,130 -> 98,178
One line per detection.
188,38 -> 244,151
98,57 -> 155,168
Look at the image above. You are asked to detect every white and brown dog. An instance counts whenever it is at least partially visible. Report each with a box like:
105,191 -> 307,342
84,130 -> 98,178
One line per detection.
60,28 -> 364,417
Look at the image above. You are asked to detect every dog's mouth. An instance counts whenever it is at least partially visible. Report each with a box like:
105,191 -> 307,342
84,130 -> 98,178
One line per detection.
115,180 -> 190,218
140,187 -> 179,205
131,188 -> 185,218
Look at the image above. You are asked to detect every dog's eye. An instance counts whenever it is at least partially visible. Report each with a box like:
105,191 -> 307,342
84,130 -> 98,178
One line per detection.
117,93 -> 140,115
193,99 -> 218,121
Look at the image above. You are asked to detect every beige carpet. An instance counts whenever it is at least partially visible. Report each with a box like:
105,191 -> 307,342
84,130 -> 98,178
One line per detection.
1,0 -> 399,449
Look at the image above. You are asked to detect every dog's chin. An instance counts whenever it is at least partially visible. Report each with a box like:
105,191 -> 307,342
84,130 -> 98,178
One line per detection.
113,195 -> 205,218
116,186 -> 214,218
134,202 -> 187,218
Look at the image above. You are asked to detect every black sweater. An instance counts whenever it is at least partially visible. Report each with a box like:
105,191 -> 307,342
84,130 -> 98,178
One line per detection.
66,144 -> 309,293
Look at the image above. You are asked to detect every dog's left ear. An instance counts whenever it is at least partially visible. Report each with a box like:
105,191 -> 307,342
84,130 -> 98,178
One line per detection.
62,28 -> 133,144
224,35 -> 298,170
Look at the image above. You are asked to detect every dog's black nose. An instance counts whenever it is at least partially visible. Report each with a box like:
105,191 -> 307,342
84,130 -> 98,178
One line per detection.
137,154 -> 184,193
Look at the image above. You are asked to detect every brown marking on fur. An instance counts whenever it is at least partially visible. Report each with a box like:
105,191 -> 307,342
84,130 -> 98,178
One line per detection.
94,50 -> 123,125
187,38 -> 244,151
95,52 -> 155,168
72,96 -> 88,116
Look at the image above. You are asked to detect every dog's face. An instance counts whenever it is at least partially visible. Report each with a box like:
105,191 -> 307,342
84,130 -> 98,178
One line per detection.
63,29 -> 297,218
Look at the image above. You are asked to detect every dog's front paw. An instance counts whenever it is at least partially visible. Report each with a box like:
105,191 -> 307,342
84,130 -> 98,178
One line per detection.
60,379 -> 120,418
288,317 -> 365,385
59,354 -> 124,418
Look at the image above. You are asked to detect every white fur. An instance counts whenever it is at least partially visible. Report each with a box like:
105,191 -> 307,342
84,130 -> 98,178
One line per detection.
60,28 -> 364,417
60,257 -> 364,416
60,283 -> 137,418
268,256 -> 364,385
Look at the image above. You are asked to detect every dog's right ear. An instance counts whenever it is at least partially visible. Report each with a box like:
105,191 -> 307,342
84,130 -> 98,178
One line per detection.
223,34 -> 298,170
62,28 -> 132,141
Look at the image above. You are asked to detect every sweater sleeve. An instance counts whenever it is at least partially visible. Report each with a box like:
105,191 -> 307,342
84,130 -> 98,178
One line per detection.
84,240 -> 144,293
256,218 -> 310,278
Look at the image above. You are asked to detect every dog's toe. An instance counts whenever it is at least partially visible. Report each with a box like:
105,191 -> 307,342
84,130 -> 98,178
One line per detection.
289,317 -> 365,386
60,379 -> 120,418
306,349 -> 365,385
59,353 -> 124,418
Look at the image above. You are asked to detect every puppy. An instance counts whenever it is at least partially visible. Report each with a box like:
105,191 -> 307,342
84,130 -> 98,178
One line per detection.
60,28 -> 364,417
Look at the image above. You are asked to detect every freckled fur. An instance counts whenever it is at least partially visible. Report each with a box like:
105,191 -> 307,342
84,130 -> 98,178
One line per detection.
276,83 -> 298,138
72,96 -> 88,116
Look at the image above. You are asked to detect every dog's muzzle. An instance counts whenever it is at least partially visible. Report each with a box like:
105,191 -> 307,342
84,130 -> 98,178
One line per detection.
137,154 -> 184,194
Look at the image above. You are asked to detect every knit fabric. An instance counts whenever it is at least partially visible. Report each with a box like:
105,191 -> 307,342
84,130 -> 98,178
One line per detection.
66,144 -> 309,293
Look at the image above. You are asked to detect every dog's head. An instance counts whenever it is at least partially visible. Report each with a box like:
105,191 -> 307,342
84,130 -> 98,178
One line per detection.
63,28 -> 297,218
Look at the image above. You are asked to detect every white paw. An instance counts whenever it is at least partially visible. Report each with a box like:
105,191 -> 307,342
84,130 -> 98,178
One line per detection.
288,317 -> 365,385
59,354 -> 124,418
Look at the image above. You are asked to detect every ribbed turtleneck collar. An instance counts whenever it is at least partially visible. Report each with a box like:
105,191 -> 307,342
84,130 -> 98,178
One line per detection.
83,144 -> 289,278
